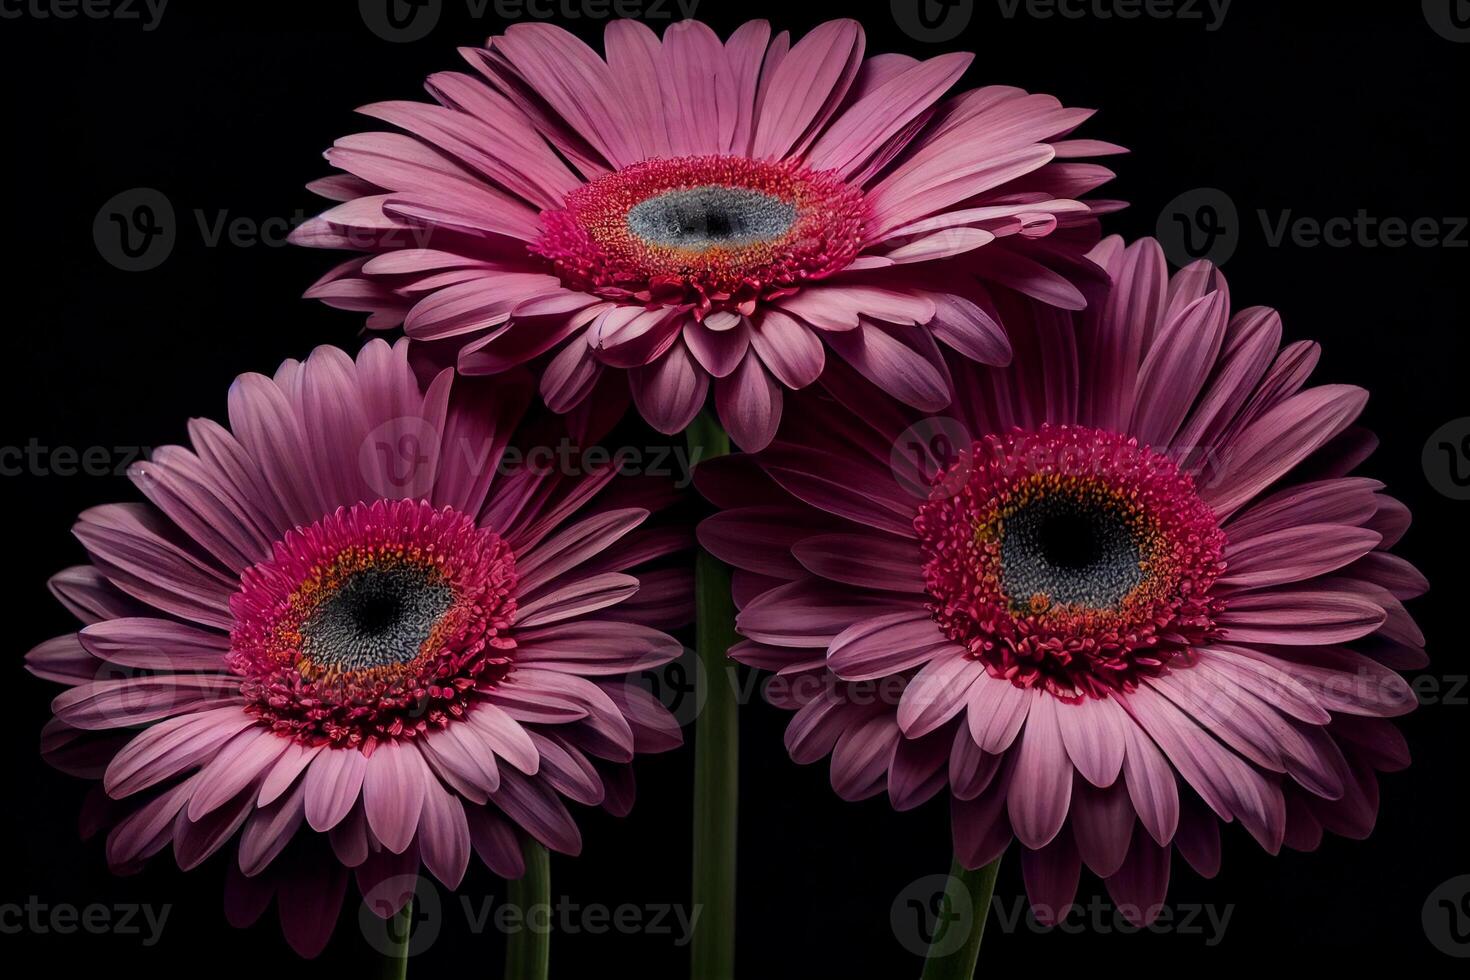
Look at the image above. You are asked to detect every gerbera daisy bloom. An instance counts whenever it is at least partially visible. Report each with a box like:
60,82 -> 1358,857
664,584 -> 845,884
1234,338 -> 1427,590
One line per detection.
26,340 -> 688,957
696,237 -> 1425,924
291,18 -> 1122,450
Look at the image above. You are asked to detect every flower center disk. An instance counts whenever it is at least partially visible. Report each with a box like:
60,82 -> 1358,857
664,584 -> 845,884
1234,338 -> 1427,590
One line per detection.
228,499 -> 517,747
915,425 -> 1227,701
533,154 -> 866,315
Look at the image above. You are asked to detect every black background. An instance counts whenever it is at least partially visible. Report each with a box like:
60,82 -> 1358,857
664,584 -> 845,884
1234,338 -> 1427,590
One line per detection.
1,0 -> 1466,974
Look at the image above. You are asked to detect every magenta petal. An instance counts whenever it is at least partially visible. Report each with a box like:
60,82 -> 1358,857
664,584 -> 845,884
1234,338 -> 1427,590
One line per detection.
278,859 -> 349,959
1103,828 -> 1171,926
827,609 -> 956,680
716,351 -> 784,452
1021,832 -> 1082,926
750,310 -> 825,389
490,768 -> 583,855
1070,778 -> 1136,877
629,341 -> 709,435
824,320 -> 951,412
467,806 -> 526,879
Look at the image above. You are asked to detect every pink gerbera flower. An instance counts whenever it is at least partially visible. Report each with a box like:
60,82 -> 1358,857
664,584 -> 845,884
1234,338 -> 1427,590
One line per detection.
27,340 -> 688,957
697,237 -> 1425,924
291,18 -> 1122,449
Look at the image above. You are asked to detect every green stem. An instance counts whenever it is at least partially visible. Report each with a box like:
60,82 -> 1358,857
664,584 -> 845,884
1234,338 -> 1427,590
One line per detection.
504,841 -> 551,980
379,898 -> 412,980
918,855 -> 1002,980
686,411 -> 739,980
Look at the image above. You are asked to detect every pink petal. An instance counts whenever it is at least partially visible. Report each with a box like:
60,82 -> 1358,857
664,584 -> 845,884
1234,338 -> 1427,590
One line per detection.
750,19 -> 864,160
827,609 -> 957,680
1055,697 -> 1127,788
363,741 -> 428,853
897,653 -> 986,737
1205,385 -> 1369,517
1007,694 -> 1073,848
303,748 -> 368,833
1218,588 -> 1386,644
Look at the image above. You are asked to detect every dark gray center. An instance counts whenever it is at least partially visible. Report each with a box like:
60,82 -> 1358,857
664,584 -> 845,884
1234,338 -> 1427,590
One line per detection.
626,186 -> 797,251
999,496 -> 1144,611
299,567 -> 454,672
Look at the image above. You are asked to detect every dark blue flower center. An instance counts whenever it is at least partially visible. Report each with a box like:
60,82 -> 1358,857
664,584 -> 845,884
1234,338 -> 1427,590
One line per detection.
998,495 -> 1144,612
626,186 -> 797,252
299,567 -> 454,672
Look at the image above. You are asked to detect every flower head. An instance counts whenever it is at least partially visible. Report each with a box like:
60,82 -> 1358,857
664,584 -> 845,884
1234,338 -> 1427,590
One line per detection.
28,340 -> 689,956
292,18 -> 1122,448
698,237 -> 1424,924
